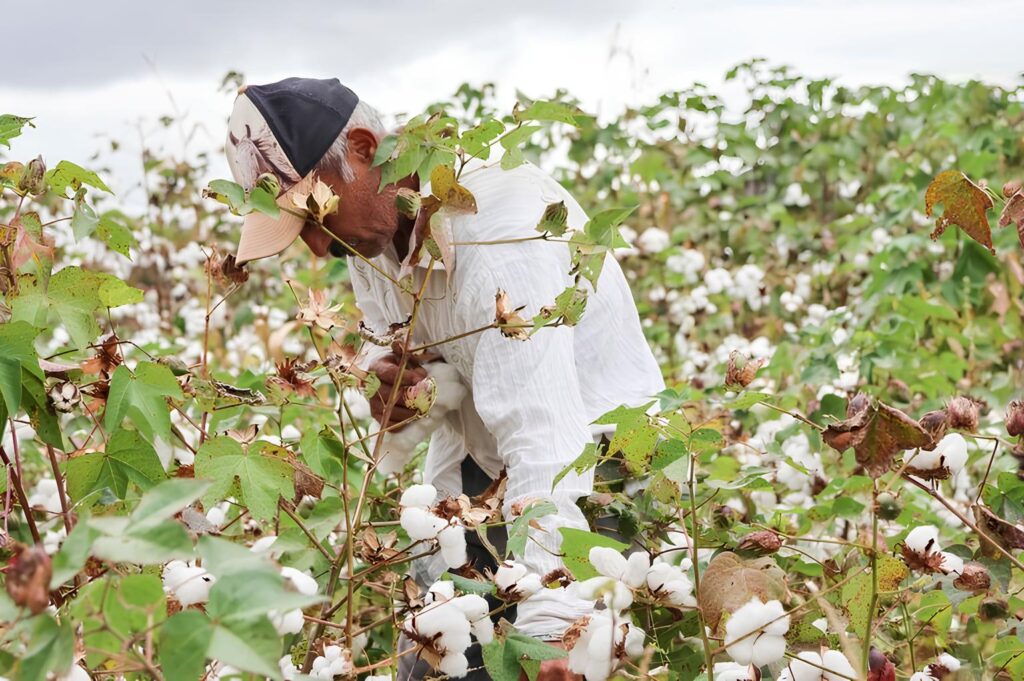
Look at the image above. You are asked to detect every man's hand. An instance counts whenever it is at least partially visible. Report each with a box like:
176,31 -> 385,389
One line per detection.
368,353 -> 429,430
525,641 -> 581,681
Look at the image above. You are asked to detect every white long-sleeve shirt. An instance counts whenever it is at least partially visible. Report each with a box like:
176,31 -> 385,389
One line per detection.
348,156 -> 664,638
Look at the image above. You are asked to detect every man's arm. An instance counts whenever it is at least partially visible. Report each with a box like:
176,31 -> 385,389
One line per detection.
456,240 -> 596,641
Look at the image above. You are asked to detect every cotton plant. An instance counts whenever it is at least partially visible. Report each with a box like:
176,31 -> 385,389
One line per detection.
777,649 -> 857,681
645,561 -> 697,607
901,525 -> 964,576
309,644 -> 354,680
565,609 -> 645,681
723,597 -> 790,667
574,546 -> 652,610
398,483 -> 468,569
401,580 -> 493,678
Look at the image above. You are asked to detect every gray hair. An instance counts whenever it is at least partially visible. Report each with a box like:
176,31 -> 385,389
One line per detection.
314,99 -> 388,182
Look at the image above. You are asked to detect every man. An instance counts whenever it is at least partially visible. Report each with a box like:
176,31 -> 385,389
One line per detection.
224,77 -> 664,680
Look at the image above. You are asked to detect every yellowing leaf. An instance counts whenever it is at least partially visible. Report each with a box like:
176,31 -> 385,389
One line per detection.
429,164 -> 477,215
924,170 -> 994,253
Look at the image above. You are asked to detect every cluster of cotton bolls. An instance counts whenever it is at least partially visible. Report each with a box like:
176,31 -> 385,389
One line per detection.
665,248 -> 706,284
636,227 -> 671,254
723,597 -> 790,667
308,644 -> 354,680
162,560 -> 216,606
27,477 -> 64,516
909,653 -> 962,680
574,546 -> 696,611
398,484 -> 467,569
779,272 -> 812,314
777,649 -> 857,680
402,580 -> 493,678
373,362 -> 467,475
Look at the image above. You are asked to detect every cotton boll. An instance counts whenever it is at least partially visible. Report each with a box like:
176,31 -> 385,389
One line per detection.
576,576 -> 633,611
933,653 -> 961,672
778,649 -> 856,681
250,535 -> 278,554
280,566 -> 319,596
904,526 -> 940,554
713,663 -> 757,681
56,666 -> 92,681
437,523 -> 468,568
637,227 -> 671,253
439,652 -> 470,679
427,362 -> 469,412
400,483 -> 438,509
494,561 -> 528,590
271,608 -> 305,635
933,433 -> 969,474
588,546 -> 628,580
400,506 -> 447,540
427,579 -> 456,603
205,503 -> 228,529
162,561 -> 215,606
27,478 -> 63,515
939,552 -> 964,576
622,552 -> 651,589
646,562 -> 696,607
279,656 -> 298,681
723,598 -> 789,666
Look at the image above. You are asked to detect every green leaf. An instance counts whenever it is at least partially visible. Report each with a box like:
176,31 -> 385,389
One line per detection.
300,426 -> 346,482
726,391 -> 773,410
594,402 -> 660,473
12,266 -> 106,349
0,114 -> 34,148
50,520 -> 100,588
104,362 -> 184,442
514,100 -> 583,126
45,160 -> 112,197
207,618 -> 284,680
195,437 -> 295,520
507,500 -> 557,557
841,555 -> 908,635
98,277 -> 144,307
558,528 -> 628,580
552,442 -> 600,490
915,590 -> 952,636
160,611 -> 212,681
66,428 -> 166,504
130,478 -> 210,528
71,200 -> 99,241
248,185 -> 280,217
96,211 -> 137,258
445,571 -> 496,595
207,570 -> 322,622
0,357 -> 21,415
17,615 -> 74,681
483,633 -> 567,681
91,518 -> 194,563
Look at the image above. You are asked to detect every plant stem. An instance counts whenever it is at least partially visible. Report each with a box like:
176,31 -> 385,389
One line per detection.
45,445 -> 73,534
0,444 -> 41,544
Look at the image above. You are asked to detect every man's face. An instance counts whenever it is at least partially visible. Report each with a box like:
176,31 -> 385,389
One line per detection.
298,127 -> 401,259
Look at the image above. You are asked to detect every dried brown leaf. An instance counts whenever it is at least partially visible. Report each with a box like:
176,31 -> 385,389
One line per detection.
822,397 -> 933,478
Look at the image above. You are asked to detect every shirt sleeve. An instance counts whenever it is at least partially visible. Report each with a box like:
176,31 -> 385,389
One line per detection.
347,256 -> 394,373
455,241 -> 596,640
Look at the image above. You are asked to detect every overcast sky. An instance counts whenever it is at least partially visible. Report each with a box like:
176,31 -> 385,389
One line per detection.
4,0 -> 1020,206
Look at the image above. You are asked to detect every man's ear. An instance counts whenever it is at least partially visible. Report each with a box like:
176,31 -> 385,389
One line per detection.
346,128 -> 378,165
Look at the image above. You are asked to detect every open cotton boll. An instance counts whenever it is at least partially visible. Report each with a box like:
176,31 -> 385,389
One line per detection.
645,562 -> 696,607
400,506 -> 448,541
566,611 -> 645,681
713,662 -> 758,681
309,645 -> 353,680
280,566 -> 319,596
622,552 -> 652,589
589,546 -> 628,580
939,552 -> 964,576
905,526 -> 940,554
271,608 -> 305,635
439,652 -> 470,678
575,576 -> 634,611
723,598 -> 789,666
932,653 -> 961,673
910,433 -> 969,475
778,649 -> 856,681
437,523 -> 468,568
250,535 -> 278,554
56,665 -> 92,681
400,483 -> 438,509
162,560 -> 215,607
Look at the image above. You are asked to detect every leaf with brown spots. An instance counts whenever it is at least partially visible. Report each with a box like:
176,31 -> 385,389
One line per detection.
822,396 -> 933,478
925,170 -> 994,253
697,551 -> 788,632
974,504 -> 1024,557
998,189 -> 1024,250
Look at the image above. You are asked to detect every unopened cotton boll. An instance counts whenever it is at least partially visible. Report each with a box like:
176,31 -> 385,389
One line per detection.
777,649 -> 856,681
400,483 -> 438,509
162,560 -> 215,606
437,523 -> 468,568
723,598 -> 789,666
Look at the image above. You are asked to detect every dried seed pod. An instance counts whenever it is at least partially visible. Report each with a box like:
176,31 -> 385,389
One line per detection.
946,395 -> 983,432
5,544 -> 52,614
736,530 -> 783,555
953,562 -> 991,592
725,351 -> 764,389
918,409 -> 949,449
978,596 -> 1009,621
1006,399 -> 1024,438
1003,179 -> 1023,198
